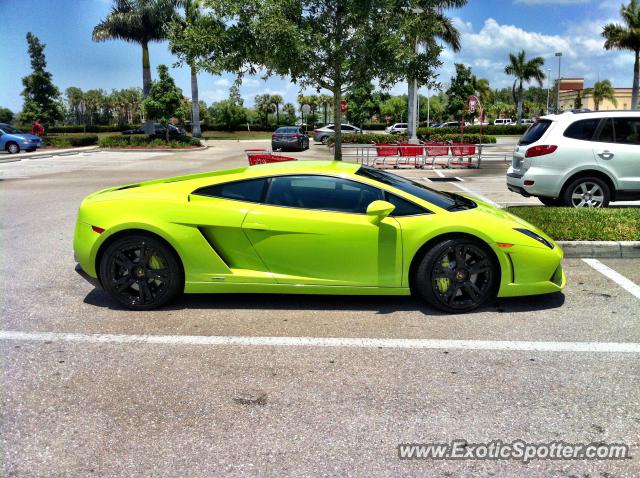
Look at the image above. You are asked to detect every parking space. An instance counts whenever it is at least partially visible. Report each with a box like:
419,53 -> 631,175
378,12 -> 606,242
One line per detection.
1,142 -> 639,476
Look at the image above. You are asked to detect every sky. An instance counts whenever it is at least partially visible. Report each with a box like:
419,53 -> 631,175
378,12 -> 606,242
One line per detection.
0,0 -> 634,113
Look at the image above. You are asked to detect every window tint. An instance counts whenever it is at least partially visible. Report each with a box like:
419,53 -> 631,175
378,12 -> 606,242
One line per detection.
265,175 -> 382,213
519,120 -> 552,145
193,178 -> 267,203
613,118 -> 640,145
597,119 -> 615,143
563,119 -> 600,141
276,127 -> 301,134
385,193 -> 429,216
356,166 -> 466,210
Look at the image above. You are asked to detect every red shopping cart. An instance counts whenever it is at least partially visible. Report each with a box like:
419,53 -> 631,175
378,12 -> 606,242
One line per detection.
245,149 -> 298,166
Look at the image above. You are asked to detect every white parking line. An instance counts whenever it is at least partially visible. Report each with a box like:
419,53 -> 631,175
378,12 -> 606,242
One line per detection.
582,258 -> 640,300
1,331 -> 639,353
449,182 -> 501,208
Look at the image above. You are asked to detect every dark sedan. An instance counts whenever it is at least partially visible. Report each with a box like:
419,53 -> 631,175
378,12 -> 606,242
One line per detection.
271,127 -> 310,151
122,123 -> 186,139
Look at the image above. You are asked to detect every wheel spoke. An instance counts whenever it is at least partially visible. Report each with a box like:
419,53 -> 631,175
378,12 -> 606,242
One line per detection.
114,252 -> 134,269
464,282 -> 482,302
138,280 -> 153,303
113,275 -> 135,292
578,183 -> 587,194
443,283 -> 461,304
571,193 -> 583,200
455,246 -> 466,268
146,268 -> 170,282
138,244 -> 149,265
469,259 -> 490,275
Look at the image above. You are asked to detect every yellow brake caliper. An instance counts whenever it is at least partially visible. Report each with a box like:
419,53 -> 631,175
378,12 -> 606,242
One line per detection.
436,256 -> 452,294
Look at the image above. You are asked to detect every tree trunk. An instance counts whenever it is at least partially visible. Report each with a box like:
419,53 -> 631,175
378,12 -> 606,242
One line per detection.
333,87 -> 342,161
324,103 -> 328,125
276,105 -> 280,126
516,81 -> 524,125
190,64 -> 201,137
632,49 -> 639,111
142,42 -> 154,135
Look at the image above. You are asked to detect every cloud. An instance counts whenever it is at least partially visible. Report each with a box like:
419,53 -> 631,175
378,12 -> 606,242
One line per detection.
213,78 -> 231,87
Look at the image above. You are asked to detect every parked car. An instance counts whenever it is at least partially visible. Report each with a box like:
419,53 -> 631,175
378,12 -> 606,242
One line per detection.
385,123 -> 408,134
74,161 -> 564,312
313,124 -> 362,144
271,126 -> 309,151
122,123 -> 185,139
520,119 -> 535,125
494,118 -> 514,126
507,111 -> 640,208
436,121 -> 471,128
0,123 -> 43,154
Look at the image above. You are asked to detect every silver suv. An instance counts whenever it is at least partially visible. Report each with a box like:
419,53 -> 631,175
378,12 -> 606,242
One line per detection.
507,111 -> 640,207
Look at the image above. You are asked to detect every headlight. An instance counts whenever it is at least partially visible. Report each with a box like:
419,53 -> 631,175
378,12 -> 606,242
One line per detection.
23,139 -> 33,143
514,228 -> 554,249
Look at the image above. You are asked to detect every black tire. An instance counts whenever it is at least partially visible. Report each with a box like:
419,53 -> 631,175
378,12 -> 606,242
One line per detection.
562,177 -> 610,208
6,142 -> 20,154
413,238 -> 499,313
99,234 -> 183,310
538,196 -> 563,207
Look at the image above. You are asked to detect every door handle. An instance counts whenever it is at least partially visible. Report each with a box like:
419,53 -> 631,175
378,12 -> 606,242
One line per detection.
243,222 -> 271,231
598,150 -> 615,160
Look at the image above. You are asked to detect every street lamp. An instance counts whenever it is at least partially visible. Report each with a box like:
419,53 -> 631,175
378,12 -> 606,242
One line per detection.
406,6 -> 424,144
546,68 -> 551,114
555,52 -> 562,114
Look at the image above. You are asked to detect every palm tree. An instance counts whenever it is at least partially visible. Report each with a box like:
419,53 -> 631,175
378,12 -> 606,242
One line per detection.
93,0 -> 177,133
602,0 -> 640,110
270,94 -> 283,126
254,94 -> 274,127
584,80 -> 618,111
171,0 -> 203,136
318,94 -> 333,125
505,50 -> 545,124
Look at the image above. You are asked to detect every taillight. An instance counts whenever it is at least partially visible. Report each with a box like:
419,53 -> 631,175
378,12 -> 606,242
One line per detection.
525,145 -> 557,158
292,134 -> 300,139
271,134 -> 277,139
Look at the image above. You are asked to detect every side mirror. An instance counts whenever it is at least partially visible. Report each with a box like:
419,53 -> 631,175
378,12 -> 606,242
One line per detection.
366,200 -> 395,224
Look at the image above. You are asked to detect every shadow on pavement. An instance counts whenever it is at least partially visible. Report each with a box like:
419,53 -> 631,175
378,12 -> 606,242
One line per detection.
84,288 -> 565,316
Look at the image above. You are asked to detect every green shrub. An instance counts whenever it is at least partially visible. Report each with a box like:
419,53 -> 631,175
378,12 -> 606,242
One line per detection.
417,125 -> 528,137
45,134 -> 98,147
327,133 -> 407,145
99,134 -> 201,148
327,133 -> 494,145
48,124 -> 142,134
420,133 -> 496,144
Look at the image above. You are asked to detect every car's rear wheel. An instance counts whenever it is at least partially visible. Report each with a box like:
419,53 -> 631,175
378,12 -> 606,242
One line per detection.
414,238 -> 499,313
538,196 -> 563,207
562,177 -> 610,208
99,234 -> 183,310
6,142 -> 19,154
321,136 -> 329,145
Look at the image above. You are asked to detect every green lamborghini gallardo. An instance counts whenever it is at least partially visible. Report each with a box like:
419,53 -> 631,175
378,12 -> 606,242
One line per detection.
74,161 -> 565,312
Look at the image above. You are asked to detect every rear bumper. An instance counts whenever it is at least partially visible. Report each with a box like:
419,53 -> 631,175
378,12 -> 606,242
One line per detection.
272,140 -> 302,150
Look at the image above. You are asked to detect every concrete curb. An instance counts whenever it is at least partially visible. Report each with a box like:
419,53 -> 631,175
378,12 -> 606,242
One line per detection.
559,241 -> 640,258
1,146 -> 100,161
100,146 -> 208,152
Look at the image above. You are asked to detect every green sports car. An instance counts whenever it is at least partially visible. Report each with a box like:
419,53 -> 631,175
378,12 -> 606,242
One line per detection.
74,160 -> 565,312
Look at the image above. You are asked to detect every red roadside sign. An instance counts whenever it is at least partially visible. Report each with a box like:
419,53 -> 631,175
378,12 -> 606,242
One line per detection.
340,99 -> 347,113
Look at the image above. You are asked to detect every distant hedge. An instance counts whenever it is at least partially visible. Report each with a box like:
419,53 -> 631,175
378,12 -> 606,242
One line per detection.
328,133 -> 495,145
417,124 -> 528,136
47,124 -> 141,134
98,135 -> 201,148
45,134 -> 99,147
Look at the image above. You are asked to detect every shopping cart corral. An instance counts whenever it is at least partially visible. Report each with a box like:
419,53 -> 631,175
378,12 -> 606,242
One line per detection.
337,142 -> 512,169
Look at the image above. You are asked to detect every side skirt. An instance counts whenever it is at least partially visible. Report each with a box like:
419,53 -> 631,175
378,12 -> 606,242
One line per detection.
185,282 -> 411,296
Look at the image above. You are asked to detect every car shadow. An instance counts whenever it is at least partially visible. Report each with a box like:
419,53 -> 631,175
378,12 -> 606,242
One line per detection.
83,289 -> 565,316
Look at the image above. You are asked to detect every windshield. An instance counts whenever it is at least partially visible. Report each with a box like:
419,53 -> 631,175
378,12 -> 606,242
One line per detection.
0,125 -> 22,134
356,166 -> 476,211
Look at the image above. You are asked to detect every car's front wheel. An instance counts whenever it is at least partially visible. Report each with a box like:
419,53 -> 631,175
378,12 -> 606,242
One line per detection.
6,142 -> 20,154
99,234 -> 183,310
562,177 -> 610,208
413,238 -> 499,313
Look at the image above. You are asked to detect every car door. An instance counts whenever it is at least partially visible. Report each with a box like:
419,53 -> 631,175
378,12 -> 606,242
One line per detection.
593,117 -> 640,191
242,175 -> 403,287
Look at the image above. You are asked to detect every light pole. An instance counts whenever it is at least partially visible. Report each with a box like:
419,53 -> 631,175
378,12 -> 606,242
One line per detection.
555,52 -> 562,113
406,6 -> 424,144
426,87 -> 430,127
546,68 -> 551,114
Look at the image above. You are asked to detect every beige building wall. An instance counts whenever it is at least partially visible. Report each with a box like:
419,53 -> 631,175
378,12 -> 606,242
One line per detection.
559,88 -> 633,111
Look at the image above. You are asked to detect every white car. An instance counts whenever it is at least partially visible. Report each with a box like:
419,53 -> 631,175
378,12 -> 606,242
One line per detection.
507,111 -> 640,207
313,124 -> 362,144
385,123 -> 408,134
494,118 -> 514,126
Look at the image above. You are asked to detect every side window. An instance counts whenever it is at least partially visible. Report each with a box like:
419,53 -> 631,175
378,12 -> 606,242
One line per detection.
563,119 -> 600,141
265,175 -> 383,213
613,118 -> 640,145
597,119 -> 615,143
385,193 -> 430,216
193,178 -> 267,203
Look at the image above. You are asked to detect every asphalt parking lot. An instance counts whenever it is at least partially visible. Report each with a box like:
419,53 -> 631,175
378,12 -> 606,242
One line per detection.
1,142 -> 639,476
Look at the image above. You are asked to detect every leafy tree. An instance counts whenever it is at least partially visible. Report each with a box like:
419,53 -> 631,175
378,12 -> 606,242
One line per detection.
603,0 -> 640,110
473,78 -> 491,105
209,100 -> 248,130
318,94 -> 333,125
254,94 -> 274,127
505,50 -> 545,124
65,87 -> 85,124
381,96 -> 408,123
574,91 -> 583,110
19,33 -> 63,127
83,89 -> 108,125
445,64 -> 475,120
270,94 -> 284,126
345,82 -> 376,128
0,107 -> 14,124
93,0 -> 178,133
283,103 -> 297,125
584,80 -> 618,111
142,64 -> 185,140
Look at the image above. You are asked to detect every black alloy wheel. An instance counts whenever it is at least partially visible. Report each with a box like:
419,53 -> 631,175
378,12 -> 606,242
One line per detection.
414,238 -> 498,313
99,235 -> 182,310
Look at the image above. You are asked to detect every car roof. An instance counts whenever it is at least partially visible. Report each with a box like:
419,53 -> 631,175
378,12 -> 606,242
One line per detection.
541,110 -> 640,122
